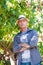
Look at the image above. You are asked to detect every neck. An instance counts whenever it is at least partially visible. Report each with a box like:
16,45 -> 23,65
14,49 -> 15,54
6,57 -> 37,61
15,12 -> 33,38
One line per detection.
20,27 -> 28,32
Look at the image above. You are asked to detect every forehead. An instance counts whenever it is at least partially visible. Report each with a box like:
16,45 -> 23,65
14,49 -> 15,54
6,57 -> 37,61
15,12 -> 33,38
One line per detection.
18,18 -> 27,22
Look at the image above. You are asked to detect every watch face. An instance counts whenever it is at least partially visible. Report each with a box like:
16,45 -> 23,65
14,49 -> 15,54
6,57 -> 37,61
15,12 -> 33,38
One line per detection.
20,34 -> 29,43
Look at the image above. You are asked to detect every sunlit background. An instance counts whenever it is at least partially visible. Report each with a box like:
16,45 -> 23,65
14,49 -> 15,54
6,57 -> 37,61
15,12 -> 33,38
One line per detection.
0,0 -> 43,65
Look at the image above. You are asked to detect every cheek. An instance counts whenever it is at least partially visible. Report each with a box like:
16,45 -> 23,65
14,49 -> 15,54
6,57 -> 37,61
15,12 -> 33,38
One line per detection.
23,22 -> 27,25
19,22 -> 21,25
18,22 -> 22,27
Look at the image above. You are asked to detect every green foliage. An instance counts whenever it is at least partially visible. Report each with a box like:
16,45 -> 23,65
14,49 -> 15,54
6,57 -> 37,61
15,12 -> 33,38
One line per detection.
0,59 -> 5,65
38,42 -> 43,56
0,0 -> 43,59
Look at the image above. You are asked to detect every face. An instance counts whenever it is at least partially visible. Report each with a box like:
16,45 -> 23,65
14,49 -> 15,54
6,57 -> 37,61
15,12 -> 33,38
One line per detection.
17,18 -> 28,28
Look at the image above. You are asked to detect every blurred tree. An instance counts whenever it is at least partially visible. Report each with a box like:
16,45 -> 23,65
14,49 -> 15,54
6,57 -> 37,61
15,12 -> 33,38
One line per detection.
0,0 -> 43,57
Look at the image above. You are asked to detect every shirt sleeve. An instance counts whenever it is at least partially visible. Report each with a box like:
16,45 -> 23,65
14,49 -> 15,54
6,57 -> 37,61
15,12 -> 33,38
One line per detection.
30,30 -> 38,46
13,36 -> 21,52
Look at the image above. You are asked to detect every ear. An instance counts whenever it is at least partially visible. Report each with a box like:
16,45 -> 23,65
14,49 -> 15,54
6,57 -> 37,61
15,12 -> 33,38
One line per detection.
16,20 -> 19,24
26,18 -> 28,22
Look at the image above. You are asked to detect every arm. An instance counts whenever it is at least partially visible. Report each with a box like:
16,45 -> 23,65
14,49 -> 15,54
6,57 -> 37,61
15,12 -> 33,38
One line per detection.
13,37 -> 21,53
19,43 -> 36,51
19,30 -> 38,52
30,30 -> 38,48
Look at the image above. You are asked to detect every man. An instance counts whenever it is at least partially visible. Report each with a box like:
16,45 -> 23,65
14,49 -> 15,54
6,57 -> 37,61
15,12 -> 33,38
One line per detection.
13,15 -> 42,65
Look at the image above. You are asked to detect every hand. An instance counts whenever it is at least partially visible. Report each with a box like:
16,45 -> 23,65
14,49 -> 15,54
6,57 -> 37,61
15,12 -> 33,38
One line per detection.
19,47 -> 27,52
19,43 -> 30,48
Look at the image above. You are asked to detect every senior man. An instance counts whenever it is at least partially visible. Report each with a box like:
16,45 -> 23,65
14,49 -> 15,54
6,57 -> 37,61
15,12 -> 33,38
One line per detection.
13,15 -> 42,65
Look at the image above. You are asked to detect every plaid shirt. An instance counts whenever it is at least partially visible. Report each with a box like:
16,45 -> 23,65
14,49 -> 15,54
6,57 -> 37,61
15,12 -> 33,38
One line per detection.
13,29 -> 42,65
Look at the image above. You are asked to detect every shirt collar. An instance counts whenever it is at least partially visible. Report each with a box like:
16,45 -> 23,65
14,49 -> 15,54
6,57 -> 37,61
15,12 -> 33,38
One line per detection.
20,28 -> 30,34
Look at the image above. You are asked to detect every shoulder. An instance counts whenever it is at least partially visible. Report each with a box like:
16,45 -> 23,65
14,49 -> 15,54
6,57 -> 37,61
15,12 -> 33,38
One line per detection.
28,28 -> 37,32
32,29 -> 38,34
14,32 -> 21,39
28,29 -> 38,36
31,29 -> 38,37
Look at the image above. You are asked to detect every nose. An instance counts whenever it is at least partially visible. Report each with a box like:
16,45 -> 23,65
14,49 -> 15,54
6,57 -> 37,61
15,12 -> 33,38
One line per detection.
21,21 -> 24,23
